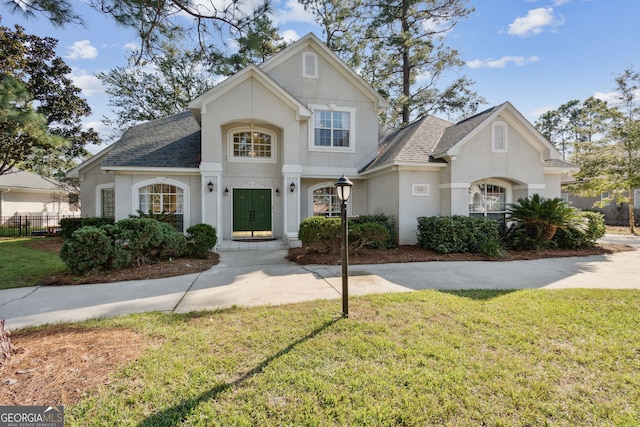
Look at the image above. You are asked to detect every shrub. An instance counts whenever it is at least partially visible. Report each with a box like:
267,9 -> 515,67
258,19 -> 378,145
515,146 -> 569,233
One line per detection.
552,211 -> 606,249
59,217 -> 115,239
60,226 -> 113,275
351,214 -> 396,248
298,216 -> 341,251
186,224 -> 218,259
349,222 -> 390,250
417,215 -> 500,254
115,218 -> 186,265
133,209 -> 179,229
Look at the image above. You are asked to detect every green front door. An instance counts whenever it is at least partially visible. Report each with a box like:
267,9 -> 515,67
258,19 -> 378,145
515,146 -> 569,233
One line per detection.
232,189 -> 272,237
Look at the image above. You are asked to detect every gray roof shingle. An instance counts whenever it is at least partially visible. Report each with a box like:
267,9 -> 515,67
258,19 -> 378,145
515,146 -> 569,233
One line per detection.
0,169 -> 69,191
363,116 -> 452,171
102,111 -> 201,168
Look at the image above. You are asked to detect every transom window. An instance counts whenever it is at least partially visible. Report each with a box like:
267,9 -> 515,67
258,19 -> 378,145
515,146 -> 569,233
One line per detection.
469,184 -> 507,222
232,131 -> 272,158
313,186 -> 341,217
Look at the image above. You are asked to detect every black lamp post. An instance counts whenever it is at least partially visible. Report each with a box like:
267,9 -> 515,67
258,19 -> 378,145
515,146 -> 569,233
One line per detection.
335,174 -> 353,318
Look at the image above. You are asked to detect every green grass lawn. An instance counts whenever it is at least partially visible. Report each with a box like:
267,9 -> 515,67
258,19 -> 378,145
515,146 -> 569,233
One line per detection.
66,289 -> 640,426
0,239 -> 67,290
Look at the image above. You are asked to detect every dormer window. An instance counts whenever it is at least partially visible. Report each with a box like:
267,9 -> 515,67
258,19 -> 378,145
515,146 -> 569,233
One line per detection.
302,52 -> 317,78
492,121 -> 507,152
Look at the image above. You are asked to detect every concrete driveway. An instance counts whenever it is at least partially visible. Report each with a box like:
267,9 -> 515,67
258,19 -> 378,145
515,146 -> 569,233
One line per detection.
1,234 -> 638,330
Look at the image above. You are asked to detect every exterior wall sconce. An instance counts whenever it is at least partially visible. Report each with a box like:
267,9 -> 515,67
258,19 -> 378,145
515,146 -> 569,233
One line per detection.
224,187 -> 229,196
275,187 -> 280,196
290,182 -> 296,192
335,174 -> 353,318
207,181 -> 214,192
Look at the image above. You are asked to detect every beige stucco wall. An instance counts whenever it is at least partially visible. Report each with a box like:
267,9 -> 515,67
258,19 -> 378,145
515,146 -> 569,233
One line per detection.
1,190 -> 74,216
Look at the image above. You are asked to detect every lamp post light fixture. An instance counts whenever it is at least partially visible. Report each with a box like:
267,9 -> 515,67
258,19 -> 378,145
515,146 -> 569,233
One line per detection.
207,181 -> 214,192
290,181 -> 296,192
334,174 -> 353,318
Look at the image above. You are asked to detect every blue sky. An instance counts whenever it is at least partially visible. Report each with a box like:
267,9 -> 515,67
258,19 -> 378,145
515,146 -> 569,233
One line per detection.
1,0 -> 638,150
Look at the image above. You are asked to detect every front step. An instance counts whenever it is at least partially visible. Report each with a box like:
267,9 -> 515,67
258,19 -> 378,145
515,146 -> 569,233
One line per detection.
216,239 -> 289,252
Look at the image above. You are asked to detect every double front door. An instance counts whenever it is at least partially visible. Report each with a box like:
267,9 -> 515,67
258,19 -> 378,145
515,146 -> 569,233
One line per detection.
232,189 -> 272,238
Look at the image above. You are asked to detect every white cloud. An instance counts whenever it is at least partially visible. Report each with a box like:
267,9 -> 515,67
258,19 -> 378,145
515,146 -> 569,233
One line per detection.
467,55 -> 539,69
69,68 -> 104,97
593,91 -> 618,104
280,29 -> 300,43
67,40 -> 98,60
123,42 -> 139,51
508,7 -> 564,37
273,0 -> 316,25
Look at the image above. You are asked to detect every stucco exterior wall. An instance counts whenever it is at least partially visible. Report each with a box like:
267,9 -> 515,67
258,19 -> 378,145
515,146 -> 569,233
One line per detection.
1,190 -> 73,216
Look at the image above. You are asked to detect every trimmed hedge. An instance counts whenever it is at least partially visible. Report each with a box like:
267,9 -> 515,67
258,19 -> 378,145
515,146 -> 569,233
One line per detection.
350,222 -> 390,250
298,216 -> 341,250
298,215 -> 395,252
351,214 -> 396,248
417,215 -> 500,254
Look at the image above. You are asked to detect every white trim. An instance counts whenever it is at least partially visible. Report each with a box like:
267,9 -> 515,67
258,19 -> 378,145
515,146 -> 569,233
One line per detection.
440,182 -> 471,189
308,104 -> 356,153
302,52 -> 317,78
131,177 -> 191,231
95,182 -> 115,217
101,166 -> 199,174
301,166 -> 360,178
308,181 -> 350,218
492,121 -> 507,152
513,184 -> 546,191
226,127 -> 277,163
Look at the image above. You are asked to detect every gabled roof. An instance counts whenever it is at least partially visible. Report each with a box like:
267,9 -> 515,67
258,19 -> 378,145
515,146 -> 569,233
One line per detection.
101,111 -> 201,169
363,116 -> 452,172
260,33 -> 390,113
363,102 -> 574,173
0,169 -> 69,192
433,104 -> 504,157
188,64 -> 312,122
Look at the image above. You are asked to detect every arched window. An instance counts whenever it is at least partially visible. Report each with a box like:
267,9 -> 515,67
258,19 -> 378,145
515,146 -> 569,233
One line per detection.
469,183 -> 507,222
138,183 -> 184,230
312,186 -> 341,217
229,129 -> 274,160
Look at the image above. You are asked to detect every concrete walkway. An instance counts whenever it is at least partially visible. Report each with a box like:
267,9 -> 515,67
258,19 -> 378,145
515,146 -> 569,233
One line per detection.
1,234 -> 639,330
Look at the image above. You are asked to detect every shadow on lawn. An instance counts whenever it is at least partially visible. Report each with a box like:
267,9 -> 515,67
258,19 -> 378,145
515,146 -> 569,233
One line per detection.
137,316 -> 342,427
441,289 -> 520,301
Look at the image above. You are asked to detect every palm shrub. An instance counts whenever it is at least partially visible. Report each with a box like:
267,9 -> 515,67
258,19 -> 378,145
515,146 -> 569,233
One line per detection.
504,194 -> 585,249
